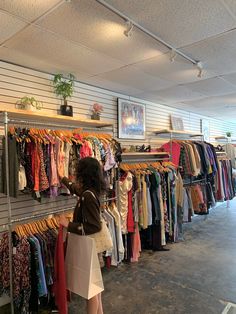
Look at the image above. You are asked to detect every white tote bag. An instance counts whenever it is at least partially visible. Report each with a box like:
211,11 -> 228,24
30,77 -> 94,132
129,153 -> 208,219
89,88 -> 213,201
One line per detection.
65,232 -> 104,300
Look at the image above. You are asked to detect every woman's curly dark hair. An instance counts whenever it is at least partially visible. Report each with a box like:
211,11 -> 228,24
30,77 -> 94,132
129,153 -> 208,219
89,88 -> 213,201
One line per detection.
77,157 -> 106,195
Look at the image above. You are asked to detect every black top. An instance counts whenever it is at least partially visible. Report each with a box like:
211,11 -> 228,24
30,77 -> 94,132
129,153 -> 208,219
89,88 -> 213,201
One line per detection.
61,177 -> 101,235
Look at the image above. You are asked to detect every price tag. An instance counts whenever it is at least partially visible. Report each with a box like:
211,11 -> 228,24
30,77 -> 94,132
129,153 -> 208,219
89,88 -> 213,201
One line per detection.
13,247 -> 16,255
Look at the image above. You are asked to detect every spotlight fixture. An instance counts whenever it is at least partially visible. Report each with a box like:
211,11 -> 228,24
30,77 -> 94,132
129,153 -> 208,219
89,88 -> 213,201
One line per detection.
124,21 -> 134,37
196,61 -> 203,78
170,49 -> 177,62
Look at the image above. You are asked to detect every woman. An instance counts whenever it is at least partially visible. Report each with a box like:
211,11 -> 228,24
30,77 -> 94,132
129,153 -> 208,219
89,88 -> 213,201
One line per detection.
59,157 -> 106,314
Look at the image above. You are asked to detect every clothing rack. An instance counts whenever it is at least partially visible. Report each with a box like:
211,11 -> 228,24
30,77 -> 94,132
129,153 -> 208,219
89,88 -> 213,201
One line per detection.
153,129 -> 204,161
0,110 -> 115,314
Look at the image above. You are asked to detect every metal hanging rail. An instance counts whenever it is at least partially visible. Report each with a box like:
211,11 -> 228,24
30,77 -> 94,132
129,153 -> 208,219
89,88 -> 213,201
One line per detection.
96,0 -> 199,66
121,157 -> 170,163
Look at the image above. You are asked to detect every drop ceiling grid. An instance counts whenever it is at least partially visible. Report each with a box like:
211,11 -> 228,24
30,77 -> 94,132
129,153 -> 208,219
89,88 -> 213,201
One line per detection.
0,0 -> 63,23
36,0 -> 168,64
1,1 -> 236,121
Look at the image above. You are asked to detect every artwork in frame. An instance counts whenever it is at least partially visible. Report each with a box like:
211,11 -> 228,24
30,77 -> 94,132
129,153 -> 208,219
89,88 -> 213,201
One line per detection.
117,99 -> 146,139
170,115 -> 184,131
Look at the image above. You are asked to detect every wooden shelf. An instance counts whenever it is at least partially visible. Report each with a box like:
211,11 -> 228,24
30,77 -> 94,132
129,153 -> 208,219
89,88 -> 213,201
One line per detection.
215,136 -> 236,142
154,129 -> 203,137
122,152 -> 169,156
0,108 -> 113,129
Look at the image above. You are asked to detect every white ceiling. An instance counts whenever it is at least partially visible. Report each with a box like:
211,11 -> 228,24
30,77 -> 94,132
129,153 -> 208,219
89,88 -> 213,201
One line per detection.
1,0 -> 236,122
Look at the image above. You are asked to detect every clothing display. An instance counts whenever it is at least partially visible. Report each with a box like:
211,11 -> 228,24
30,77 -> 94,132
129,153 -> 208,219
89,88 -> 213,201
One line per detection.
0,129 -> 121,198
0,117 -> 235,314
118,162 -> 186,258
104,203 -> 125,265
0,227 -> 58,313
215,158 -> 235,201
161,140 -> 218,177
223,143 -> 236,169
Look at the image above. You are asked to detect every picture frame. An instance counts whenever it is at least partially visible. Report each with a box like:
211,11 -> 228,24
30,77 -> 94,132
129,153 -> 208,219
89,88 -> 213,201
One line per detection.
117,98 -> 146,139
170,115 -> 184,131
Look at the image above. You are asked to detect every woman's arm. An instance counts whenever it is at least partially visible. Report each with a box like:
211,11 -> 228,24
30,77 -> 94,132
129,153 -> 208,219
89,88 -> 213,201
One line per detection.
61,176 -> 81,196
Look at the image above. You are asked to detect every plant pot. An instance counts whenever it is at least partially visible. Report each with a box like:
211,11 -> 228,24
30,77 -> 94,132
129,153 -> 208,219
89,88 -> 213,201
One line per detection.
16,103 -> 37,111
60,100 -> 73,117
91,113 -> 100,120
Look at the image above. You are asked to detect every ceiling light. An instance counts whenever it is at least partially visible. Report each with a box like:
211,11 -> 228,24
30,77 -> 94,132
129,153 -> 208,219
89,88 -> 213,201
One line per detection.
196,61 -> 203,78
124,21 -> 134,37
170,49 -> 177,62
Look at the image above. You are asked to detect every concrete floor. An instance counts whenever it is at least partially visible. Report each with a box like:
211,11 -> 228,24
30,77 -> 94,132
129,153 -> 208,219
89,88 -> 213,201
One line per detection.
1,200 -> 236,313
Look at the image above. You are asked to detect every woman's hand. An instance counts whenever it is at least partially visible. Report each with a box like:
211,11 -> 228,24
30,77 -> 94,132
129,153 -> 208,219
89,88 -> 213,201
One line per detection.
59,214 -> 69,228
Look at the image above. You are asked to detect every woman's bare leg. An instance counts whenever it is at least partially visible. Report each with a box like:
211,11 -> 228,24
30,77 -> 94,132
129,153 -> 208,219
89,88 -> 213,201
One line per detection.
97,293 -> 103,314
87,295 -> 99,314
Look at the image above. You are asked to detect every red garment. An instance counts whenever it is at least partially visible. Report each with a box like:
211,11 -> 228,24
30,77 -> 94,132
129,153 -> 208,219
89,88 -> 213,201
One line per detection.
161,142 -> 181,167
32,143 -> 40,191
131,223 -> 141,262
80,140 -> 93,158
127,190 -> 135,233
53,226 -> 68,314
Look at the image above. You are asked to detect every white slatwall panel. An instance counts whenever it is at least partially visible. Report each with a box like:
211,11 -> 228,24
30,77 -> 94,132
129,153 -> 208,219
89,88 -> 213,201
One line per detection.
0,60 -> 236,225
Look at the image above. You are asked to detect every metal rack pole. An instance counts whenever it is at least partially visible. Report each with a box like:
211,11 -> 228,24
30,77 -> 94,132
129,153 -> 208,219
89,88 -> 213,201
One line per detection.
6,118 -> 113,131
170,132 -> 173,162
4,112 -> 14,314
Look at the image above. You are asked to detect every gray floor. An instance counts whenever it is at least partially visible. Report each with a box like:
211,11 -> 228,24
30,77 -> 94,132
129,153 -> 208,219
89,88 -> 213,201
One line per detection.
70,200 -> 236,314
1,200 -> 236,313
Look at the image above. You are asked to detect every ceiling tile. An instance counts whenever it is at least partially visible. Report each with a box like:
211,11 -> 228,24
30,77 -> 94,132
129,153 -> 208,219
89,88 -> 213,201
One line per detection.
105,0 -> 236,47
0,11 -> 27,44
182,93 -> 236,111
2,25 -> 124,76
186,77 -> 236,96
150,85 -> 206,103
83,76 -> 144,96
93,65 -> 174,92
37,0 -> 167,64
0,0 -> 62,22
135,52 -> 216,84
223,0 -> 236,18
0,46 -> 90,81
182,30 -> 236,76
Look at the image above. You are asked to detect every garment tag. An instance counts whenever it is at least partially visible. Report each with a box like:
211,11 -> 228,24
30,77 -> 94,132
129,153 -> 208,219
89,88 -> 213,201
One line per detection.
13,247 -> 16,255
35,191 -> 40,198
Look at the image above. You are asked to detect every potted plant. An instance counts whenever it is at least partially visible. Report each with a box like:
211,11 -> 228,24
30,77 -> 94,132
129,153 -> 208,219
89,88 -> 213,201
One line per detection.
53,73 -> 75,116
91,103 -> 103,120
15,96 -> 43,111
226,132 -> 232,137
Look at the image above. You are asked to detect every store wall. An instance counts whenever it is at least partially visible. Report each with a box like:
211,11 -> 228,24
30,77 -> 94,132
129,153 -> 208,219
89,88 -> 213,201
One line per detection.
0,60 -> 235,226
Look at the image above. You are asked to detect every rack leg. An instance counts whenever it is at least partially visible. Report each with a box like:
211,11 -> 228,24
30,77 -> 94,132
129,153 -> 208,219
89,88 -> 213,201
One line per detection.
4,112 -> 14,314
227,198 -> 230,209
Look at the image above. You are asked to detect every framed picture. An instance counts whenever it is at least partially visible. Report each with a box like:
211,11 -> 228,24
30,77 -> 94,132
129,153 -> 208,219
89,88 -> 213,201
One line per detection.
201,119 -> 210,141
170,115 -> 184,131
117,99 -> 146,139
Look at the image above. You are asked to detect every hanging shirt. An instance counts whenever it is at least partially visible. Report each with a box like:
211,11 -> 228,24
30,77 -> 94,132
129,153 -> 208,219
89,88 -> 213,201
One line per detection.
28,236 -> 48,297
53,225 -> 68,314
119,172 -> 133,234
161,142 -> 181,167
